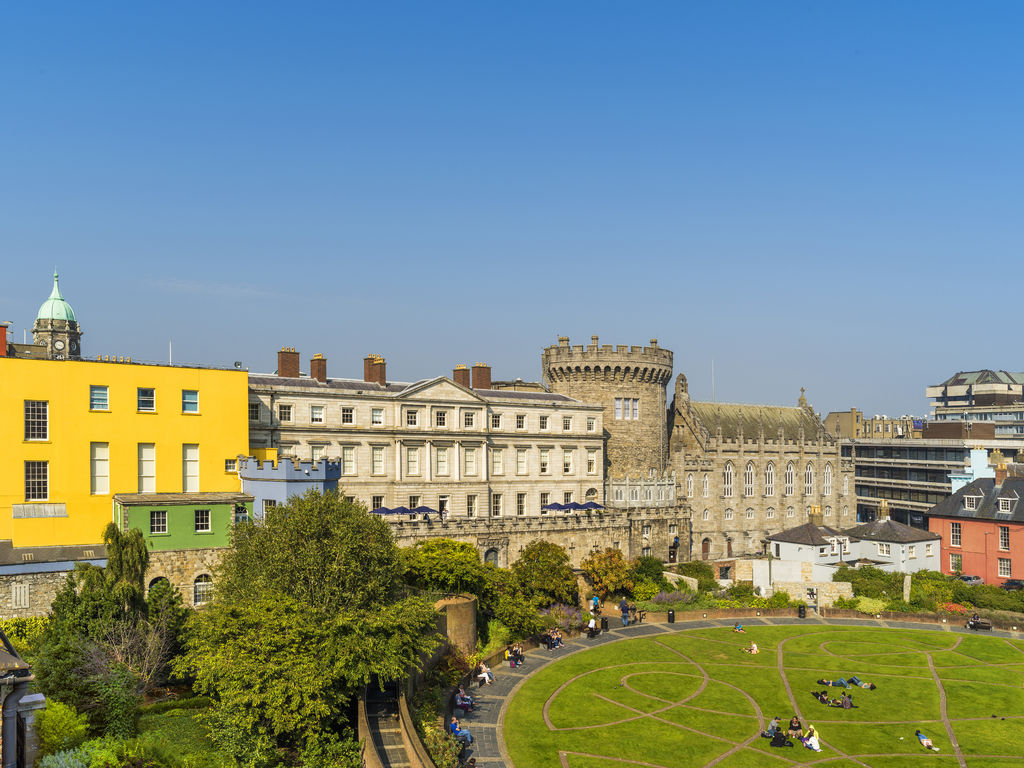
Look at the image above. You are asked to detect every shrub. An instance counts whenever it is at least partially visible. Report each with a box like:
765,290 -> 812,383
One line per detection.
92,663 -> 142,738
632,579 -> 660,601
726,583 -> 755,600
853,597 -> 886,615
0,617 -> 49,661
139,697 -> 213,716
677,561 -> 717,592
539,604 -> 582,631
832,596 -> 860,610
938,602 -> 970,615
39,746 -> 90,768
37,701 -> 89,757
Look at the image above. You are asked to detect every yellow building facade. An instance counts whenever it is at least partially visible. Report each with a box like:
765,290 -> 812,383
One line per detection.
0,356 -> 248,548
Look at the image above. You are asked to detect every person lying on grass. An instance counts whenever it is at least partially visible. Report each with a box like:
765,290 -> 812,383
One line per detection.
916,730 -> 940,751
741,641 -> 758,654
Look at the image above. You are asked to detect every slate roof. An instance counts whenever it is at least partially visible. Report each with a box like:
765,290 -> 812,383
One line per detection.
935,370 -> 1024,387
767,522 -> 855,546
844,518 -> 939,544
688,402 -> 824,441
247,374 -> 578,403
113,492 -> 254,506
926,476 -> 1024,523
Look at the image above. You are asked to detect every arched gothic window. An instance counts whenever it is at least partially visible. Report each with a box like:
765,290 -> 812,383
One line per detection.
745,507 -> 754,519
723,463 -> 734,497
765,462 -> 775,496
842,505 -> 848,517
804,463 -> 814,496
702,474 -> 709,497
686,474 -> 694,498
744,462 -> 755,497
787,506 -> 795,518
702,508 -> 710,521
824,505 -> 833,517
724,508 -> 734,520
484,548 -> 499,565
823,463 -> 833,496
785,463 -> 795,496
767,507 -> 776,519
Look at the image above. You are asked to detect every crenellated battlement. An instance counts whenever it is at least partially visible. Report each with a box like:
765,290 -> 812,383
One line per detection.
238,456 -> 342,480
542,335 -> 673,385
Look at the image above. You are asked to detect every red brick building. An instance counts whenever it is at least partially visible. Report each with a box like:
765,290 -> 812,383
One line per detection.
925,465 -> 1024,585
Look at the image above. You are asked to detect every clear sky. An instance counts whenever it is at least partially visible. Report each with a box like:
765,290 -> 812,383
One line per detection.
4,3 -> 1023,417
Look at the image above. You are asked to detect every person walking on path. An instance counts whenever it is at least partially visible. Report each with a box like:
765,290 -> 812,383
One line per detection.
619,597 -> 629,627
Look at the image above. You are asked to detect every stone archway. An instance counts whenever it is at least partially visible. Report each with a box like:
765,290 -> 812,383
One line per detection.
701,538 -> 711,560
484,548 -> 499,566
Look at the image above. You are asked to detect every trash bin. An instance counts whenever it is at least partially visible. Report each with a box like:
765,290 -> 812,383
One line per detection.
600,617 -> 608,632
798,604 -> 807,619
667,609 -> 675,624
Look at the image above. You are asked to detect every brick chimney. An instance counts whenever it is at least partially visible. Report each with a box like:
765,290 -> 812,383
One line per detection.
363,354 -> 386,386
278,347 -> 300,378
310,353 -> 327,383
471,362 -> 491,390
453,364 -> 470,388
808,505 -> 824,528
996,462 -> 1008,485
0,322 -> 8,357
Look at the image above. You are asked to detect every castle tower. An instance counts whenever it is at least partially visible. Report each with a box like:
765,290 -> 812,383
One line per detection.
542,335 -> 673,477
33,271 -> 82,360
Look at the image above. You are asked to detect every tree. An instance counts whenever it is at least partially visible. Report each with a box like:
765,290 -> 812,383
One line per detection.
479,565 -> 546,639
179,490 -> 440,767
511,540 -> 578,606
581,548 -> 634,599
403,539 -> 487,595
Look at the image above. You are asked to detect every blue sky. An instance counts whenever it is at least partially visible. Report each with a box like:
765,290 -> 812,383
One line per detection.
3,3 -> 1023,417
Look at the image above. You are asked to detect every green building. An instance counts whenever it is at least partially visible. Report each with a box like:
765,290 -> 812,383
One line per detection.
113,492 -> 253,550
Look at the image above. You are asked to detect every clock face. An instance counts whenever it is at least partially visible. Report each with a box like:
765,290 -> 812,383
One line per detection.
70,340 -> 79,353
54,340 -> 65,350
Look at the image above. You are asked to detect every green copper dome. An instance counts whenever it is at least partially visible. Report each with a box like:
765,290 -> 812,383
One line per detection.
36,271 -> 77,323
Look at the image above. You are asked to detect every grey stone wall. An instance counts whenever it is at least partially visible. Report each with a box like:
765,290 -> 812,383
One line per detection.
542,336 -> 673,478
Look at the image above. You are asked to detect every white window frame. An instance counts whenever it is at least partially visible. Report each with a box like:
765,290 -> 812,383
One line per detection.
785,463 -> 795,496
998,558 -> 1012,578
950,521 -> 962,547
406,446 -> 420,475
138,443 -> 156,493
371,408 -> 384,426
194,509 -> 211,533
436,446 -> 449,476
804,463 -> 814,496
25,461 -> 48,501
562,449 -> 574,475
182,390 -> 199,413
744,462 -> 754,497
182,444 -> 200,493
310,405 -> 325,424
464,447 -> 477,476
765,463 -> 775,496
341,407 -> 354,425
491,448 -> 504,475
342,446 -> 356,475
516,448 -> 528,475
150,510 -> 167,535
586,449 -> 597,474
90,385 -> 109,411
90,442 -> 109,495
823,463 -> 833,496
371,446 -> 385,475
999,525 -> 1010,551
723,463 -> 734,497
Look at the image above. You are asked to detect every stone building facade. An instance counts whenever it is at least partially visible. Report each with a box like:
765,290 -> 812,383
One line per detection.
247,348 -> 606,517
669,375 -> 853,560
542,336 -> 673,477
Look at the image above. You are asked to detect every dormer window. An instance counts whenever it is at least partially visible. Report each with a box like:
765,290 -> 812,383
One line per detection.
964,495 -> 979,511
998,497 -> 1013,513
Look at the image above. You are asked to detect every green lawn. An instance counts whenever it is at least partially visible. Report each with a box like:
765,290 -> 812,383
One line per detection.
503,625 -> 1024,767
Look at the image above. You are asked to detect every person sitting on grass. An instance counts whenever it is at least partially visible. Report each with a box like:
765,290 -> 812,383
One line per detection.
765,716 -> 781,738
741,641 -> 759,654
839,692 -> 854,709
801,725 -> 822,752
787,716 -> 803,739
916,730 -> 940,751
733,622 -> 745,633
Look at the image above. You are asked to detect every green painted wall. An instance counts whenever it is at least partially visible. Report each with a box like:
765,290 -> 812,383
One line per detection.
117,501 -> 252,550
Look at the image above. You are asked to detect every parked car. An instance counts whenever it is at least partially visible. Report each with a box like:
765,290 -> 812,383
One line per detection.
957,575 -> 984,586
1000,579 -> 1024,591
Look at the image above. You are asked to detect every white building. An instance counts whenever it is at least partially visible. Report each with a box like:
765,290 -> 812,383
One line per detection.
247,349 -> 605,518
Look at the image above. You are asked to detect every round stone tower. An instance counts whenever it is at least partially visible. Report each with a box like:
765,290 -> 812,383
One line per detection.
542,335 -> 673,478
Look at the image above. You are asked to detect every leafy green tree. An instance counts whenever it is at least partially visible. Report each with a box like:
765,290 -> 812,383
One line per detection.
479,565 -> 545,639
179,490 -> 440,768
677,560 -> 718,592
581,548 -> 634,599
511,540 -> 578,606
403,538 -> 487,595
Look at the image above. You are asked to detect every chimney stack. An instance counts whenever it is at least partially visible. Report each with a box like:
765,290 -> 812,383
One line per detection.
472,362 -> 492,390
453,364 -> 471,388
0,322 -> 8,358
277,347 -> 300,378
310,353 -> 327,383
808,505 -> 824,528
877,499 -> 890,521
363,354 -> 386,386
996,462 -> 1008,485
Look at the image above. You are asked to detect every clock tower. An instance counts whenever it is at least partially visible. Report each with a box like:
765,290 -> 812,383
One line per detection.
33,271 -> 83,360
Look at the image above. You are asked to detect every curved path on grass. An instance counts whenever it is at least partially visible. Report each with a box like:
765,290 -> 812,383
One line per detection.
460,615 -> 1024,768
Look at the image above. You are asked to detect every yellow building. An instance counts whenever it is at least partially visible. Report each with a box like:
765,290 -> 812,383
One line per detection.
0,355 -> 248,548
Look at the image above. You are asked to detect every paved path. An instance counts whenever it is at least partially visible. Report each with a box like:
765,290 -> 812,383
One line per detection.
448,615 -> 1024,768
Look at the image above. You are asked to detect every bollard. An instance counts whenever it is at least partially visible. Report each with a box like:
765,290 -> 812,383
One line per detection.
600,617 -> 608,632
668,609 -> 675,624
798,605 -> 807,619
